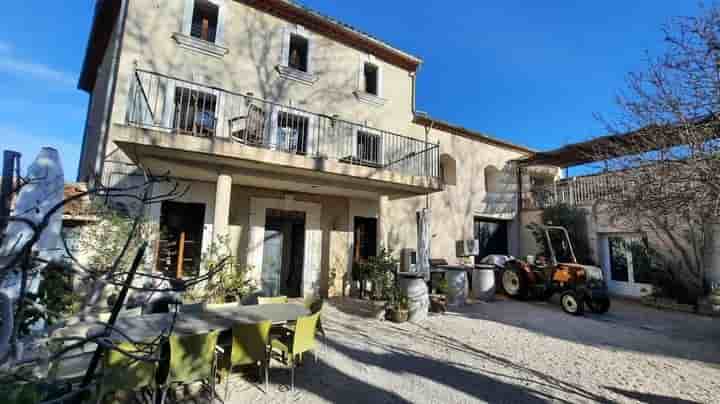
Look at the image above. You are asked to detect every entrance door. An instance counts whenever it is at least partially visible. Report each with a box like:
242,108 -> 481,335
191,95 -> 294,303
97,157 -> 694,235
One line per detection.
354,217 -> 378,263
474,218 -> 508,264
260,209 -> 306,297
601,234 -> 654,297
157,202 -> 206,279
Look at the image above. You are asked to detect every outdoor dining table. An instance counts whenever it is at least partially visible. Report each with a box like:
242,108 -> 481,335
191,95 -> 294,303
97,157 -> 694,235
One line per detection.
82,303 -> 311,342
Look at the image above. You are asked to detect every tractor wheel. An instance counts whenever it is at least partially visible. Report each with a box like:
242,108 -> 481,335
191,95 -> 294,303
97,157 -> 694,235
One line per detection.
501,268 -> 527,299
560,291 -> 585,315
587,297 -> 611,314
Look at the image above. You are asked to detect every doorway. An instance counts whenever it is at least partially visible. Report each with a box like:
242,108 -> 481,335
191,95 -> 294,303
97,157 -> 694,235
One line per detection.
261,209 -> 306,298
157,201 -> 206,279
600,234 -> 654,298
354,217 -> 378,263
474,218 -> 509,264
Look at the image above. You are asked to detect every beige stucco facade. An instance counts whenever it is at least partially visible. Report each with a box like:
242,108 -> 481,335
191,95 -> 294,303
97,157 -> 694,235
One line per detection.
78,0 -> 534,298
520,197 -> 704,299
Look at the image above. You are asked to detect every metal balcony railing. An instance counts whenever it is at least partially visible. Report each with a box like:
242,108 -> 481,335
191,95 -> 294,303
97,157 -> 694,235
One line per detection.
127,69 -> 440,179
525,173 -> 625,209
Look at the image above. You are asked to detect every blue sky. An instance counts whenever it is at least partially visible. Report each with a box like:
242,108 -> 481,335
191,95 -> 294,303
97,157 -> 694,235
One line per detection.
0,1 -> 702,179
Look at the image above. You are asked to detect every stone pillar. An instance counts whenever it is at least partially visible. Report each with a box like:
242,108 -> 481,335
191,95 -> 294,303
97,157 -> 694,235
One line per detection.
704,222 -> 720,293
213,173 -> 232,244
377,195 -> 389,250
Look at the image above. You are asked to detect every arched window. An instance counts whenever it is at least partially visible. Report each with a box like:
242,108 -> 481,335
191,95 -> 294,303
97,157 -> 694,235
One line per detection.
440,154 -> 457,186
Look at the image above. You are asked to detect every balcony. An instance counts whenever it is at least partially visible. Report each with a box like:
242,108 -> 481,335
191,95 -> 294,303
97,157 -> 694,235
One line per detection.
118,69 -> 441,195
524,173 -> 624,210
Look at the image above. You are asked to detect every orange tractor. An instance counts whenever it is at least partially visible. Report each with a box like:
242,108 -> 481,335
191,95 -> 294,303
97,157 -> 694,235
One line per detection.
500,226 -> 610,315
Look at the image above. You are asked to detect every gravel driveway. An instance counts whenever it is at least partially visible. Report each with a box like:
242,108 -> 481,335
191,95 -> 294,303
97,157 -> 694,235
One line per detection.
225,297 -> 720,403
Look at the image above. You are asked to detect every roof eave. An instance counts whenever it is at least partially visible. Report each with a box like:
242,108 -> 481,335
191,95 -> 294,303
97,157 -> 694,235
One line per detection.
77,0 -> 121,92
413,115 -> 535,155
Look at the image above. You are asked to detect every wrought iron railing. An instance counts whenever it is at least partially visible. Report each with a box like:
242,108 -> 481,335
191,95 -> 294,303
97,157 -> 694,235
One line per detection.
127,69 -> 440,178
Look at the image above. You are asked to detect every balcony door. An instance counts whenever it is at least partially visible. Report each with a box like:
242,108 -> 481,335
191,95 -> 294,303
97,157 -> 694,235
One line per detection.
172,85 -> 220,137
267,107 -> 314,154
353,128 -> 383,167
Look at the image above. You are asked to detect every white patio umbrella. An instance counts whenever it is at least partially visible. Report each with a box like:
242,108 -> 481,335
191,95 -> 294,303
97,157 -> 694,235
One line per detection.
416,208 -> 431,280
0,148 -> 64,361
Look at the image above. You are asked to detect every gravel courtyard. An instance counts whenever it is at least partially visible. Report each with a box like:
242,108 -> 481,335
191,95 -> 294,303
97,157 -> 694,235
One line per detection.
226,297 -> 720,404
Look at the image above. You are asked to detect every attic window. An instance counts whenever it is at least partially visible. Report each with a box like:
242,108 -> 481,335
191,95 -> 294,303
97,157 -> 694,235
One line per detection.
288,34 -> 309,72
364,63 -> 379,96
191,1 -> 219,43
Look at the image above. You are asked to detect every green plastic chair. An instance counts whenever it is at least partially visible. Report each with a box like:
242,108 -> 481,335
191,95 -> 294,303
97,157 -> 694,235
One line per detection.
95,342 -> 158,404
221,321 -> 272,399
257,296 -> 288,305
271,311 -> 321,391
160,330 -> 221,403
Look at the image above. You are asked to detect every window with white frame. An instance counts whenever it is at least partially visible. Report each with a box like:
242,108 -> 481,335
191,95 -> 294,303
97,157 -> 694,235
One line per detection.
173,86 -> 218,137
175,0 -> 228,57
355,57 -> 385,105
278,26 -> 317,85
275,111 -> 310,154
364,62 -> 379,96
190,0 -> 219,43
288,34 -> 310,73
607,235 -> 654,285
355,129 -> 383,165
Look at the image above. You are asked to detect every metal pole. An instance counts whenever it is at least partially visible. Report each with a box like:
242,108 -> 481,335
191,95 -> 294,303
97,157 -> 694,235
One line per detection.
78,242 -> 148,397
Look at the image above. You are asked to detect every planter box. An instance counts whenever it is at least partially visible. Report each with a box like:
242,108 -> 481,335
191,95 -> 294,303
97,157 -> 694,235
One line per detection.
641,296 -> 696,314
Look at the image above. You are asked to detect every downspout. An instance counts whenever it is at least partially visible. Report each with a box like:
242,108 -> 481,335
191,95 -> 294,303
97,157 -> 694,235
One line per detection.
93,0 -> 130,186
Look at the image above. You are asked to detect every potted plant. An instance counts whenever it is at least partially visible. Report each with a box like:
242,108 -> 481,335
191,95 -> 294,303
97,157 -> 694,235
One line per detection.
387,289 -> 410,323
352,260 -> 371,299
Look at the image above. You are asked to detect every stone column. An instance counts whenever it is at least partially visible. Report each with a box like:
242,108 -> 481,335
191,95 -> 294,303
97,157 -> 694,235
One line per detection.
213,173 -> 232,244
377,195 -> 389,250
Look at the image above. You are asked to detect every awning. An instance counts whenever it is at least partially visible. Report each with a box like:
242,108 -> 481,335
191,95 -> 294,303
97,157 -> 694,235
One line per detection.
516,117 -> 718,168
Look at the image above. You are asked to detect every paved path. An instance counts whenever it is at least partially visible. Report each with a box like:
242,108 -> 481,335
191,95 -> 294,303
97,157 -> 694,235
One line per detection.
215,297 -> 720,403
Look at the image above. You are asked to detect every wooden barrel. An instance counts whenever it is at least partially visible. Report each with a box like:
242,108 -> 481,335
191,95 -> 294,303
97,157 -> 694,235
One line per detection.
399,275 -> 429,323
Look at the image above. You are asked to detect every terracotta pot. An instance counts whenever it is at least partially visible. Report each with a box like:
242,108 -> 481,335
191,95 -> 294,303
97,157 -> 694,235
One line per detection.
388,308 -> 409,323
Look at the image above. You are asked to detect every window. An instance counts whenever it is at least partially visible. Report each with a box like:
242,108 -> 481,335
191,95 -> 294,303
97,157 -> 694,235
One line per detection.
354,217 -> 378,263
608,236 -> 654,284
288,34 -> 310,72
275,111 -> 309,154
173,87 -> 217,137
356,130 -> 382,165
364,63 -> 379,95
191,1 -> 219,43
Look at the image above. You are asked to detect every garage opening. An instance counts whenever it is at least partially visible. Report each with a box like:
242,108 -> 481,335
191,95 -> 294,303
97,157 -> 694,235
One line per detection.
474,217 -> 509,264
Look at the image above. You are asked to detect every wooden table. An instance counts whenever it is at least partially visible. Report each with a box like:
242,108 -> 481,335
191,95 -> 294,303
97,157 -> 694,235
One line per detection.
78,303 -> 310,342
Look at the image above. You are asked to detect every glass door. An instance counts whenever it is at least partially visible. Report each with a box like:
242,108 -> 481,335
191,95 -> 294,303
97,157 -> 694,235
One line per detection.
602,234 -> 654,297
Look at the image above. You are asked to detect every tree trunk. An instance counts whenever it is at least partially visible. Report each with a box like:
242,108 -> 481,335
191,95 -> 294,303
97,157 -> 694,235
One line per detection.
703,221 -> 720,295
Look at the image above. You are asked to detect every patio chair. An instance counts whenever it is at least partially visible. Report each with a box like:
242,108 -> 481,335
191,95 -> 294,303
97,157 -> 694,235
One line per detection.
158,330 -> 221,403
271,311 -> 321,391
229,103 -> 267,145
94,342 -> 158,404
257,296 -> 288,305
221,321 -> 272,398
286,298 -> 325,338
